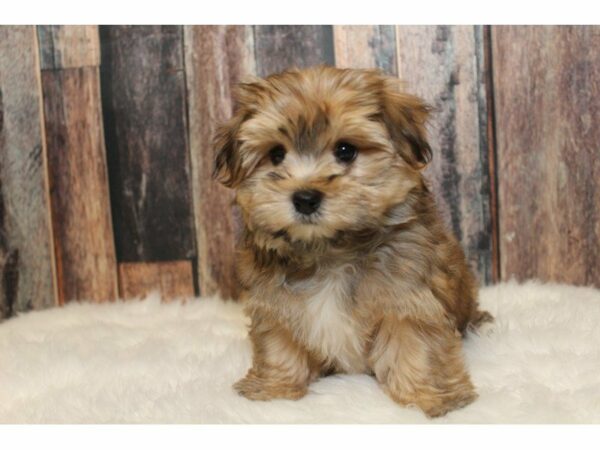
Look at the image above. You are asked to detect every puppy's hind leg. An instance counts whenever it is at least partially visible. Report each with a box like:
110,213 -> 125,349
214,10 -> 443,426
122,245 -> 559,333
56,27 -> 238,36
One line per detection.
234,315 -> 318,401
368,316 -> 478,418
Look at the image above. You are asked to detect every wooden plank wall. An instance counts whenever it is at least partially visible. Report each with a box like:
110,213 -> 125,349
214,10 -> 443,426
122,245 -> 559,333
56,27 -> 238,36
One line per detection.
1,25 -> 599,316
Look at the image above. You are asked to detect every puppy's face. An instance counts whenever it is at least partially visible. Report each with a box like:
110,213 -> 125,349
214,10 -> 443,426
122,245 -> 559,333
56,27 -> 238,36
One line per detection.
214,67 -> 432,243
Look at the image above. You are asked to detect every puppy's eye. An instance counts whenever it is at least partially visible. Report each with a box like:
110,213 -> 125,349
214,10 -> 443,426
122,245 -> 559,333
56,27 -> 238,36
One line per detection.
269,145 -> 286,166
334,141 -> 358,163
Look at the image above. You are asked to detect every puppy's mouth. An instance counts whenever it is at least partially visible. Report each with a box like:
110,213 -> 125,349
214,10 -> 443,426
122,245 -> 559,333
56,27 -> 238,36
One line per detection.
296,212 -> 321,225
268,213 -> 329,244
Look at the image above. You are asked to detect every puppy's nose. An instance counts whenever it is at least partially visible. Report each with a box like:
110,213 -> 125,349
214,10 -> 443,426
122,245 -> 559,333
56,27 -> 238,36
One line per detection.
292,189 -> 323,215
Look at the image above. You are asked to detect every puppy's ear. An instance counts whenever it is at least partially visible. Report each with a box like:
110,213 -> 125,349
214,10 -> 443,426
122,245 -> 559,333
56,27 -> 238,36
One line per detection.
380,78 -> 433,169
213,113 -> 247,188
213,80 -> 266,187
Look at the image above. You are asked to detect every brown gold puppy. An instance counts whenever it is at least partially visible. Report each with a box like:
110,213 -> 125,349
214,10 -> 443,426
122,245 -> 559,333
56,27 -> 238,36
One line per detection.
213,66 -> 492,418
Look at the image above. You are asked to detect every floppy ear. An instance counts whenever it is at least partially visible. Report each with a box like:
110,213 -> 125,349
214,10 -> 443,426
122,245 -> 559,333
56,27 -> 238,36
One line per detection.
380,78 -> 433,169
213,113 -> 246,188
213,80 -> 266,188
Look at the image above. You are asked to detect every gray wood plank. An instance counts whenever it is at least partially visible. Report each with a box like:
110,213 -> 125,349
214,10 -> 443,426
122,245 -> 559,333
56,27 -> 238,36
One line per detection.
100,26 -> 196,262
0,26 -> 57,316
254,25 -> 334,77
333,25 -> 398,75
396,25 -> 494,284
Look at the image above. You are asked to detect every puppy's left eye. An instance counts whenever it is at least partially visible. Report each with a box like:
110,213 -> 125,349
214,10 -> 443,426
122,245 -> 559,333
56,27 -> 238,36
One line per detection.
334,141 -> 358,163
269,145 -> 286,166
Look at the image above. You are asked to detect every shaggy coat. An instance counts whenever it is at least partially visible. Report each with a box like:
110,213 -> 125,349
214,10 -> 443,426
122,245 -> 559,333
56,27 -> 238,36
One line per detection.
213,66 -> 491,418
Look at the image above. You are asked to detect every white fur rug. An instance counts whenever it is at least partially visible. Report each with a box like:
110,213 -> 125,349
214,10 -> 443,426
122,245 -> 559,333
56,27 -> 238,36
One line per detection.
1,281 -> 599,423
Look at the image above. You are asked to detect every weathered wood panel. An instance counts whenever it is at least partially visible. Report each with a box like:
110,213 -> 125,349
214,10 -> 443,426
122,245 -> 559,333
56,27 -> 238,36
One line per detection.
184,25 -> 255,299
42,66 -> 118,303
333,25 -> 398,75
493,26 -> 600,286
482,26 -> 500,284
395,25 -> 494,284
0,26 -> 57,317
254,25 -> 334,77
118,261 -> 194,300
100,26 -> 195,264
0,179 -> 20,319
37,26 -> 100,70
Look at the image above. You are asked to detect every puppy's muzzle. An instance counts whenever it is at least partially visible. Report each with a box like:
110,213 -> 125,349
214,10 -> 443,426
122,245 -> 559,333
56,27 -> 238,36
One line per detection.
292,189 -> 323,215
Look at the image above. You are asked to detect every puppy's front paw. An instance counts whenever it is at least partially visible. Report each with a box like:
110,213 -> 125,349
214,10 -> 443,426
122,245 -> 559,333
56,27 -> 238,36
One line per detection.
234,372 -> 307,401
417,388 -> 479,418
382,380 -> 478,418
467,310 -> 495,337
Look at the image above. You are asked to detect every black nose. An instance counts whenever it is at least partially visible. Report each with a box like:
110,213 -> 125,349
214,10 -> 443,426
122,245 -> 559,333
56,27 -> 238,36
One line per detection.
292,189 -> 323,215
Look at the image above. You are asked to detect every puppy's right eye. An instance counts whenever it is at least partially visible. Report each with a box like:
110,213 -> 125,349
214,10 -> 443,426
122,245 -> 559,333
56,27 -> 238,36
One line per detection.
269,145 -> 286,166
334,141 -> 358,164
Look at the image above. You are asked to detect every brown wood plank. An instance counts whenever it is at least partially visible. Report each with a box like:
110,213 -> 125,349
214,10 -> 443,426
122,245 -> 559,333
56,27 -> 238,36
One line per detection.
184,25 -> 255,300
395,25 -> 494,284
0,26 -> 57,317
118,261 -> 194,300
493,26 -> 600,286
482,26 -> 500,283
42,66 -> 118,303
254,25 -> 334,77
37,26 -> 100,70
333,25 -> 398,75
99,26 -> 196,263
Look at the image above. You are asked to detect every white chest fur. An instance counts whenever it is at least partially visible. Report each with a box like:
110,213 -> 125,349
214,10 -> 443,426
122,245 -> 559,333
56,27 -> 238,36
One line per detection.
299,270 -> 366,373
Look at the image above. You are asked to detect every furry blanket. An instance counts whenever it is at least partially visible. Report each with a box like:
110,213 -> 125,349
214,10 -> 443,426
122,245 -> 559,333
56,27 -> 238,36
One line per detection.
1,281 -> 599,423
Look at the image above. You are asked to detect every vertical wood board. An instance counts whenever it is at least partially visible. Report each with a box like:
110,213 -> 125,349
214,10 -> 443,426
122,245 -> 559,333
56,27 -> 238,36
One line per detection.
0,26 -> 57,315
42,66 -> 118,303
493,26 -> 600,286
333,25 -> 398,75
184,25 -> 255,299
100,25 -> 196,262
254,25 -> 335,77
395,25 -> 494,284
37,25 -> 100,70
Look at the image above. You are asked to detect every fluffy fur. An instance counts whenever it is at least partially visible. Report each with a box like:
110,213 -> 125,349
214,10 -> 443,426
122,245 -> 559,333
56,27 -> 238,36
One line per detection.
1,281 -> 599,423
213,66 -> 491,417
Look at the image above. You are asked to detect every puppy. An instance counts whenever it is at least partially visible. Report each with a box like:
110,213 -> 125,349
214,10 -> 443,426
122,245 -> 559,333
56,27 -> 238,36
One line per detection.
213,66 -> 492,418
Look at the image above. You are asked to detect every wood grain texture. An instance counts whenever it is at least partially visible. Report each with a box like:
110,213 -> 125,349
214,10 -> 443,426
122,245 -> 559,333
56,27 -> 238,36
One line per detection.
333,25 -> 398,75
254,25 -> 334,77
395,25 -> 494,284
37,26 -> 100,70
100,26 -> 195,263
184,25 -> 255,299
0,178 -> 21,319
482,26 -> 500,283
0,26 -> 57,316
493,26 -> 600,286
42,67 -> 118,303
118,261 -> 194,300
